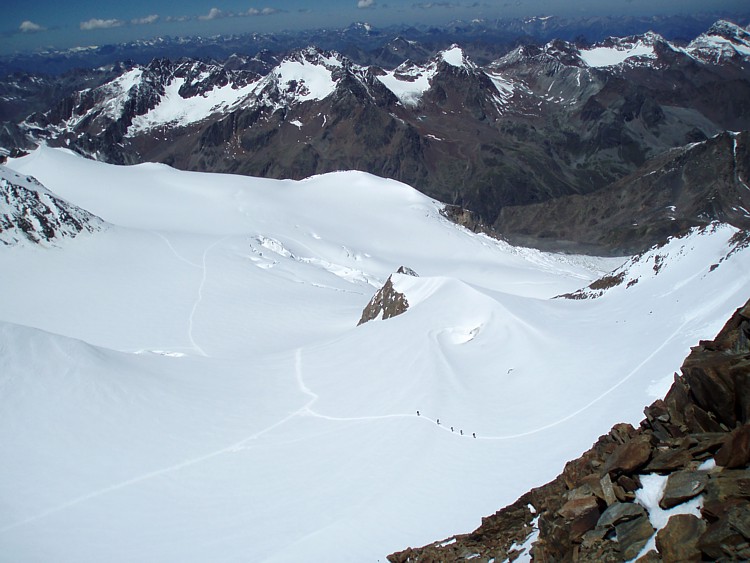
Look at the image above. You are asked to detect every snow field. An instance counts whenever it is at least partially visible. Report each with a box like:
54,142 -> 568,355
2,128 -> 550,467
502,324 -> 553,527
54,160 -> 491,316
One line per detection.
1,147 -> 749,561
128,77 -> 260,135
579,41 -> 656,67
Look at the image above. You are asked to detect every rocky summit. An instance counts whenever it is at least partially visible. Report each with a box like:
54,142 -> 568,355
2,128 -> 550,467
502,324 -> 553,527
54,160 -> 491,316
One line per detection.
388,298 -> 750,562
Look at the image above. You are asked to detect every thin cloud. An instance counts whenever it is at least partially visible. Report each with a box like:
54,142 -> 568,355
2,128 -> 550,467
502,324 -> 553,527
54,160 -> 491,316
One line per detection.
132,15 -> 160,25
80,18 -> 125,30
358,0 -> 376,8
169,6 -> 283,23
245,7 -> 281,16
412,2 -> 462,8
199,8 -> 226,20
19,20 -> 46,33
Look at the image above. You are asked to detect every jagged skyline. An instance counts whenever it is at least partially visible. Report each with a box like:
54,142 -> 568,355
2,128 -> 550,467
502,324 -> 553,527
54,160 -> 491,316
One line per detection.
4,0 -> 749,55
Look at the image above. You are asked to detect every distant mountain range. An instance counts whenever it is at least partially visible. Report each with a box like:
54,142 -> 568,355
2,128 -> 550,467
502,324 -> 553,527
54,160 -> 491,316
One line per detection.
2,13 -> 749,76
2,17 -> 750,254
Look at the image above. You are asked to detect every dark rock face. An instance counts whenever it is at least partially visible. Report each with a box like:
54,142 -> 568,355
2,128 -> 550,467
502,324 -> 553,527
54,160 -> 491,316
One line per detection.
655,513 -> 706,562
357,267 -> 418,326
497,131 -> 750,255
388,299 -> 750,562
715,424 -> 750,469
659,471 -> 708,509
602,434 -> 653,477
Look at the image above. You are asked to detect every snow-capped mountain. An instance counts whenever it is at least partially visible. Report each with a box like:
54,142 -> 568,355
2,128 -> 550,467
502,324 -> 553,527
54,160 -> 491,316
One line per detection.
572,21 -> 750,68
374,45 -> 513,114
577,31 -> 673,68
23,59 -> 262,161
1,145 -> 748,562
7,21 -> 750,254
249,47 -> 393,111
0,165 -> 102,246
687,20 -> 750,63
2,13 -> 742,76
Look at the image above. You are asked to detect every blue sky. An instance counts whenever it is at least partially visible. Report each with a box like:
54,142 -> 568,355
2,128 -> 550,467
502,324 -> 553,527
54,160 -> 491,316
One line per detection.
3,0 -> 748,54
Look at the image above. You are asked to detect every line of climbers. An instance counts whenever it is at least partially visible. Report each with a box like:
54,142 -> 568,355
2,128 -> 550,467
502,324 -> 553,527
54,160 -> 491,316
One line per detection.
416,411 -> 476,438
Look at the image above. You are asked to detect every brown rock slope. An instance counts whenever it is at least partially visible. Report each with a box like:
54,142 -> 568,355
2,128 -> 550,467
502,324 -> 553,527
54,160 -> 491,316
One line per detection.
358,266 -> 418,326
389,298 -> 750,562
496,130 -> 750,256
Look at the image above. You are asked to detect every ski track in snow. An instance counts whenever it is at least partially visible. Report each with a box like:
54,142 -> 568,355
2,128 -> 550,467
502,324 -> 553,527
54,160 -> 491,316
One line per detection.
0,313 -> 702,534
1,228 -> 732,535
477,316 -> 691,441
188,236 -> 230,357
150,231 -> 202,269
0,346 -> 409,534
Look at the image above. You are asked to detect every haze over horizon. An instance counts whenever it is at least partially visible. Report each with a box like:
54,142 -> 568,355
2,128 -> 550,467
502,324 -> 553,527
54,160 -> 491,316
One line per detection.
3,0 -> 749,55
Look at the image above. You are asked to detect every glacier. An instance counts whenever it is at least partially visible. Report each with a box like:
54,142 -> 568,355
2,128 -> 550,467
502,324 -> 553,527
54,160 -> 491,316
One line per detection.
1,146 -> 749,562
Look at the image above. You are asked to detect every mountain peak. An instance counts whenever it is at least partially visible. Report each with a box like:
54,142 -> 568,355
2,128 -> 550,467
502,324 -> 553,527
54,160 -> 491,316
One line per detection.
286,46 -> 343,65
706,19 -> 750,41
344,21 -> 375,35
688,19 -> 750,62
438,45 -> 475,70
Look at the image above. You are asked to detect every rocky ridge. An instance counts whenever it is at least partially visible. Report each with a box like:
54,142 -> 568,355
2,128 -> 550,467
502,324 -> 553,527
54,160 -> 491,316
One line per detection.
557,221 -> 750,301
0,166 -> 103,246
497,130 -> 750,255
389,298 -> 750,562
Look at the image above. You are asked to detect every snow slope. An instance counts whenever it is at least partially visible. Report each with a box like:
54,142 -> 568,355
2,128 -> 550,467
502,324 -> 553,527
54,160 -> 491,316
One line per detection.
376,46 -> 505,108
579,36 -> 658,67
128,77 -> 260,134
1,147 -> 749,562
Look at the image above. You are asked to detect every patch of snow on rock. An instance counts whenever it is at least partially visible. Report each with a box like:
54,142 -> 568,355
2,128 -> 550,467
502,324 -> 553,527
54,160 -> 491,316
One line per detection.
632,473 -> 704,560
376,62 -> 437,107
440,45 -> 469,68
273,58 -> 337,102
579,41 -> 656,67
129,77 -> 258,133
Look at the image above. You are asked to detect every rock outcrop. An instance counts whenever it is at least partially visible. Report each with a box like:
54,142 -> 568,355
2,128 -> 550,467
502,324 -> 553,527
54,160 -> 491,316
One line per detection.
357,266 -> 417,326
0,166 -> 103,246
389,298 -> 750,562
